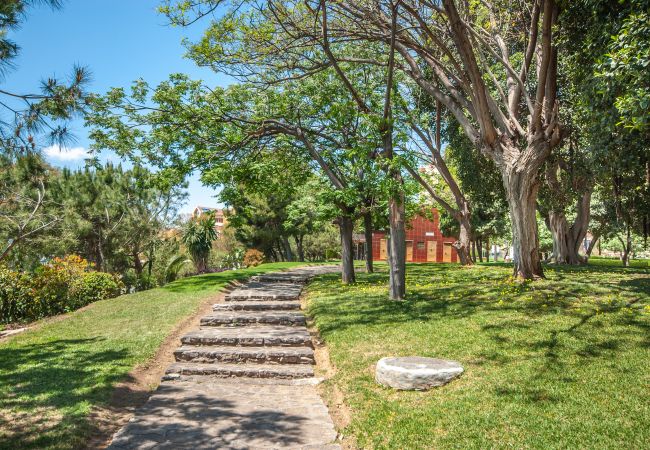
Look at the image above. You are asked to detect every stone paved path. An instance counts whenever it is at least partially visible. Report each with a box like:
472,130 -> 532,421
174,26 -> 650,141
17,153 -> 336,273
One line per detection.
108,265 -> 340,450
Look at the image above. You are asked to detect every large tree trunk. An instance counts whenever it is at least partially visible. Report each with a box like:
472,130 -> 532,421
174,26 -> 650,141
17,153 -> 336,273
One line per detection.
504,168 -> 544,279
363,212 -> 374,273
547,188 -> 592,265
339,216 -> 356,284
388,193 -> 406,300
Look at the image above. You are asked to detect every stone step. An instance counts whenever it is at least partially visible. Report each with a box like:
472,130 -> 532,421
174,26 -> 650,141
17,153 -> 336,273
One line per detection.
213,301 -> 301,312
200,311 -> 306,327
174,345 -> 315,365
181,326 -> 313,348
165,362 -> 314,379
226,282 -> 303,301
251,273 -> 312,284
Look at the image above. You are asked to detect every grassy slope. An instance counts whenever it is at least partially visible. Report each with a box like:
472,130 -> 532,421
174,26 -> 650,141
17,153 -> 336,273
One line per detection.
307,261 -> 650,449
0,262 -> 306,450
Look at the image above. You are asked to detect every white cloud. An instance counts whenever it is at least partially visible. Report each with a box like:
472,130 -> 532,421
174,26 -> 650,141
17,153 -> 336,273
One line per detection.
43,144 -> 90,161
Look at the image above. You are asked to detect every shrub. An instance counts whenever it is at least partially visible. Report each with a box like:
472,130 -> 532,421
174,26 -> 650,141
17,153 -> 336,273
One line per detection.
243,249 -> 265,267
69,272 -> 121,309
32,255 -> 90,316
0,255 -> 122,324
0,265 -> 33,323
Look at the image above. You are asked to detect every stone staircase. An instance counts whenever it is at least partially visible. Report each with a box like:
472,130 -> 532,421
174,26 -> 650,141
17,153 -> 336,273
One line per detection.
164,266 -> 336,381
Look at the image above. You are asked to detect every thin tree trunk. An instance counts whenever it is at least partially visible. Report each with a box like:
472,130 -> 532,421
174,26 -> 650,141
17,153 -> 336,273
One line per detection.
363,212 -> 374,273
339,216 -> 356,284
586,232 -> 600,258
619,226 -> 632,267
388,192 -> 406,300
294,235 -> 305,262
471,240 -> 476,263
476,238 -> 483,262
486,237 -> 490,263
275,241 -> 285,261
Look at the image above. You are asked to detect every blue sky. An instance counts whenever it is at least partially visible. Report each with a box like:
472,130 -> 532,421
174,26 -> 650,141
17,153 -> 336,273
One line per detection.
3,0 -> 228,213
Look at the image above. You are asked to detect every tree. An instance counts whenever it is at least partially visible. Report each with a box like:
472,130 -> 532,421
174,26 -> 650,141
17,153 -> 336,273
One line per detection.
0,152 -> 60,263
86,69 -> 394,287
182,214 -> 217,273
160,0 -> 409,298
442,117 -> 510,262
294,0 -> 564,279
53,163 -> 185,275
555,0 -> 650,266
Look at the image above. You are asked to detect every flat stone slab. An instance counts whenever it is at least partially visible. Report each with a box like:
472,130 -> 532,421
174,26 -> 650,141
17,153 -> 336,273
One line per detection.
174,345 -> 315,365
108,379 -> 339,449
201,311 -> 306,327
376,356 -> 464,390
182,326 -> 313,347
165,362 -> 314,379
213,301 -> 301,311
226,282 -> 303,301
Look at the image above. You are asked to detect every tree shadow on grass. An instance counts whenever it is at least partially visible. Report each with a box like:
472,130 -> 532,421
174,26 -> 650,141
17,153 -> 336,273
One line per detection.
0,338 -> 131,449
308,263 -> 650,407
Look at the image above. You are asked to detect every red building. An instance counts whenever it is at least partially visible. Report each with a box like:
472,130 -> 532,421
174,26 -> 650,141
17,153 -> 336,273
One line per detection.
371,210 -> 458,263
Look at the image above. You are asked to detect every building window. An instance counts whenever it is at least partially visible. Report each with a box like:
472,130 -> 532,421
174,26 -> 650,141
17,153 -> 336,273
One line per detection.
417,241 -> 425,250
216,218 -> 223,223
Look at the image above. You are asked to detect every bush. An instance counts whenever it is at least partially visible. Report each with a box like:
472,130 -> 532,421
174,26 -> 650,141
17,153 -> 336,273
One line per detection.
243,249 -> 265,267
217,248 -> 245,270
69,272 -> 121,309
0,255 -> 122,324
0,265 -> 33,323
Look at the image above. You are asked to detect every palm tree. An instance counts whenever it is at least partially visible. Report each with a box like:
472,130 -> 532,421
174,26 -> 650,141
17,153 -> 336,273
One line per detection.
182,215 -> 217,273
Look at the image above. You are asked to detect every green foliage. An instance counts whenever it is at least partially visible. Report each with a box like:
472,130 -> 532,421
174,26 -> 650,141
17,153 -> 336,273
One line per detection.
595,12 -> 650,132
243,248 -> 265,267
0,264 -> 32,323
0,152 -> 61,267
0,255 -> 121,324
182,215 -> 218,272
163,254 -> 191,283
69,271 -> 122,309
302,225 -> 340,261
219,248 -> 245,270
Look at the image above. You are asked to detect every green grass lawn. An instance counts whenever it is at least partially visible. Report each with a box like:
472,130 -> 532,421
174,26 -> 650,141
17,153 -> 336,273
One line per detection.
0,262 -> 306,450
307,261 -> 650,449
